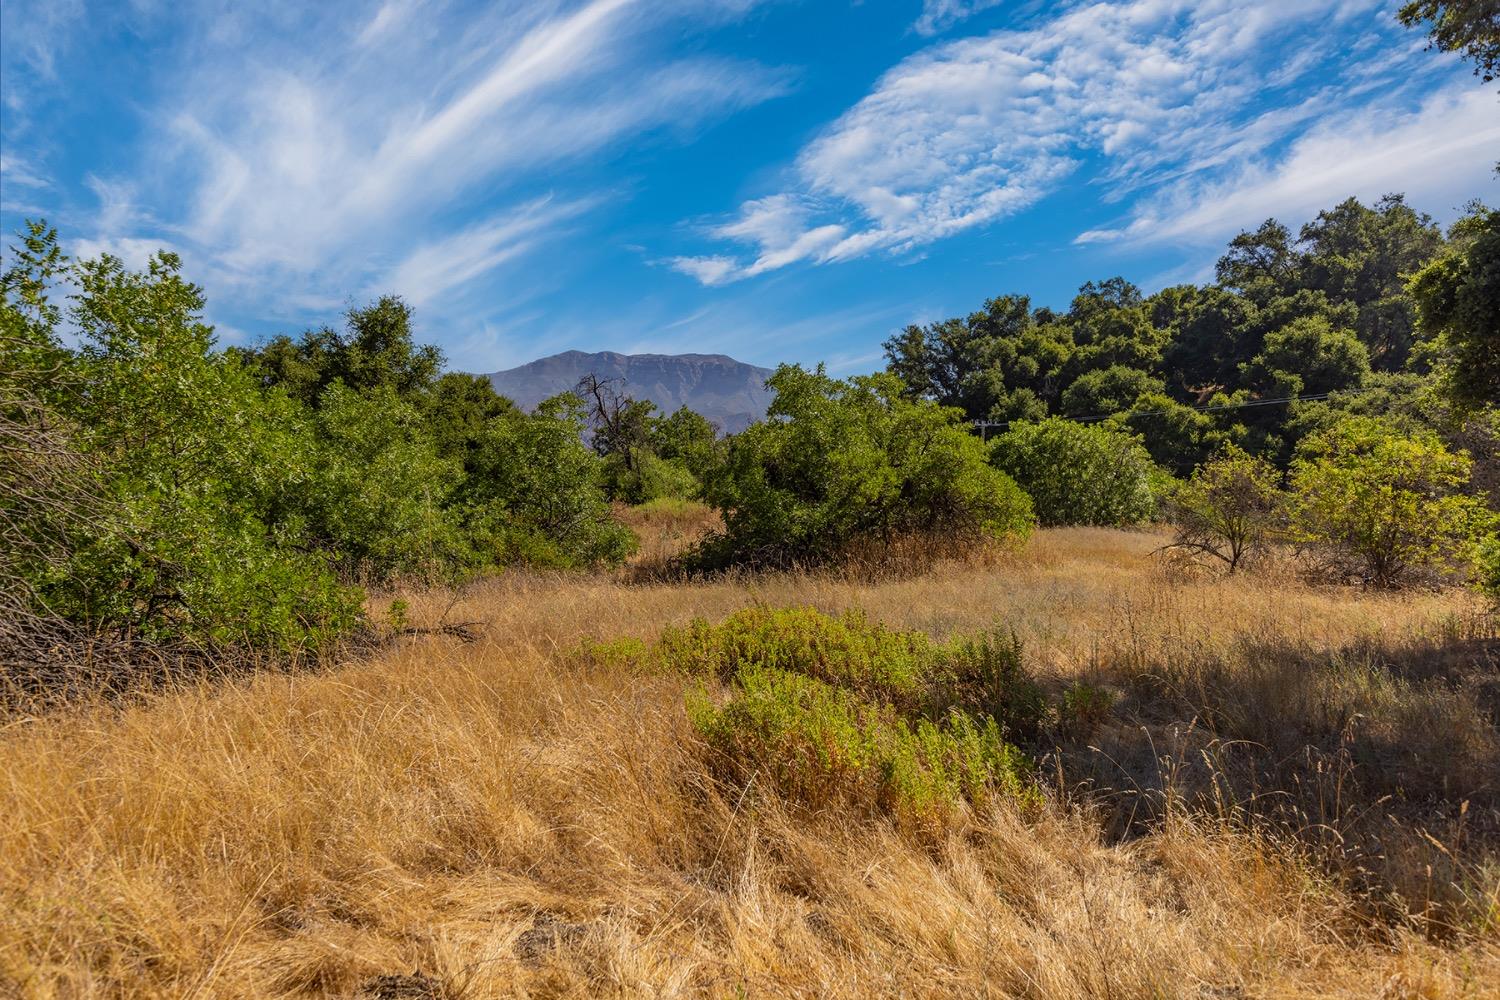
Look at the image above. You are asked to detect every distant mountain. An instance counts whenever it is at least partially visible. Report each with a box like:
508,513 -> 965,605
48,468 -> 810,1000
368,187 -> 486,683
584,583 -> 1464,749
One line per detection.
485,350 -> 774,433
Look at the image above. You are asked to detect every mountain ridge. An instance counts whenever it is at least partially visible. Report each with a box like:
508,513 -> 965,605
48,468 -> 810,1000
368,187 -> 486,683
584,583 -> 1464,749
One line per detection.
485,350 -> 775,433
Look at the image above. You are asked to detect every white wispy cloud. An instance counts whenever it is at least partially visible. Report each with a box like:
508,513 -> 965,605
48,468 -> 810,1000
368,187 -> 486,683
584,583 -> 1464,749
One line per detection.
14,0 -> 787,329
914,1 -> 1007,37
1076,85 -> 1500,246
675,0 -> 1487,285
384,196 -> 597,306
0,154 -> 51,190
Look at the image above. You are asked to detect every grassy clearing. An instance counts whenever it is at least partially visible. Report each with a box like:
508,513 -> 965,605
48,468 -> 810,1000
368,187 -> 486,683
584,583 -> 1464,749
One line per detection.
2,528 -> 1497,997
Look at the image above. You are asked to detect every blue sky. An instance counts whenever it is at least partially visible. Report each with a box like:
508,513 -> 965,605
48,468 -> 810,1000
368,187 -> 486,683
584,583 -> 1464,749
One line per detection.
2,0 -> 1497,375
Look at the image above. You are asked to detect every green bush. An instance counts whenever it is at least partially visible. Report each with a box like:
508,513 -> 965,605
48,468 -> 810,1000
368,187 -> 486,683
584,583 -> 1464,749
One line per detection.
1059,682 -> 1114,740
1476,534 -> 1500,603
656,606 -> 933,708
587,605 -> 1043,826
21,245 -> 364,652
699,365 -> 1034,568
1164,447 -> 1284,573
459,394 -> 636,569
989,417 -> 1158,527
3,223 -> 638,664
310,383 -> 468,581
649,607 -> 1044,735
1290,416 -> 1491,587
609,448 -> 700,504
688,665 -> 1031,826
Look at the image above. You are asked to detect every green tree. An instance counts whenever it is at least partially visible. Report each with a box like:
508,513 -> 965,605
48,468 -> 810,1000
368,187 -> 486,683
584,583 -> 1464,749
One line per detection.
44,248 -> 361,650
1059,365 -> 1164,417
1216,220 -> 1299,306
700,366 -> 1033,567
1157,285 -> 1258,395
460,394 -> 636,568
309,383 -> 467,580
1163,448 -> 1283,573
1124,392 -> 1232,475
1408,207 -> 1500,412
1400,1 -> 1500,82
1296,195 -> 1443,367
237,295 -> 443,408
649,405 -> 722,481
420,372 -> 516,464
1065,278 -> 1168,376
1243,316 -> 1371,399
1289,417 -> 1490,587
883,294 -> 1072,421
989,418 -> 1158,527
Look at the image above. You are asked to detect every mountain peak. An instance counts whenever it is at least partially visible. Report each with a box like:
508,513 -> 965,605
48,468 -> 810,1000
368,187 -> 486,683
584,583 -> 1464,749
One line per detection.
485,351 -> 775,433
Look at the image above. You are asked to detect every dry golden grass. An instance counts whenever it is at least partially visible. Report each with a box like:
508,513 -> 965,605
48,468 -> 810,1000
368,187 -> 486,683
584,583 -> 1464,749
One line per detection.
3,527 -> 1497,998
611,500 -> 721,571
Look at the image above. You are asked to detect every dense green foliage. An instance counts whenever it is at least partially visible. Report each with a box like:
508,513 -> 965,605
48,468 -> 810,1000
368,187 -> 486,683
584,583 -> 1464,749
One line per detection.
587,607 -> 1044,826
988,418 -> 1158,527
1408,208 -> 1500,412
886,195 -> 1480,470
1289,417 -> 1493,587
4,229 -> 361,652
2,226 -> 632,654
1400,1 -> 1500,82
1477,533 -> 1500,603
575,374 -> 725,504
697,365 -> 1034,568
6,190 -> 1498,665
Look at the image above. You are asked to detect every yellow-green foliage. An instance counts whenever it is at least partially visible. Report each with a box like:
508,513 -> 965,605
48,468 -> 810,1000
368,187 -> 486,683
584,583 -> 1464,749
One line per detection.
688,666 -> 1031,827
658,606 -> 933,708
595,606 -> 1041,825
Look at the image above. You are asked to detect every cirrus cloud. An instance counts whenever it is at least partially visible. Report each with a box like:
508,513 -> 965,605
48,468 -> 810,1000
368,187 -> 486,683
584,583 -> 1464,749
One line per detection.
671,0 -> 1491,285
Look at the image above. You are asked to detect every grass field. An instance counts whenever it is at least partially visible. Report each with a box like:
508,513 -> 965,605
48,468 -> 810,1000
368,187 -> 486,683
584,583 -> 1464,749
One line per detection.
3,522 -> 1497,998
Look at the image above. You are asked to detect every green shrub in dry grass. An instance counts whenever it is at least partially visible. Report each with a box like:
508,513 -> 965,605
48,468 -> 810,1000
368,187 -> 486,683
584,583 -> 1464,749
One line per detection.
657,606 -> 931,707
687,665 -> 1033,826
585,606 -> 1044,825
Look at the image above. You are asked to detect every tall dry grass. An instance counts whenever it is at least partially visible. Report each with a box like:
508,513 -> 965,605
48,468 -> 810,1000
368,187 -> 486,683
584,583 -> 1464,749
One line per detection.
3,527 -> 1497,997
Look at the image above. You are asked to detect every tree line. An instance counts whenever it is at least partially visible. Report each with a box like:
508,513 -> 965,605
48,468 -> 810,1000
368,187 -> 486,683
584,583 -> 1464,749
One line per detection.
2,191 -> 1496,673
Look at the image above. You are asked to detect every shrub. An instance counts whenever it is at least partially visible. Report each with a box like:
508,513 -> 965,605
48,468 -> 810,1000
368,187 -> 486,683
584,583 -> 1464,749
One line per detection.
989,417 -> 1158,526
699,366 -> 1033,568
609,448 -> 700,505
1059,683 -> 1114,740
688,665 -> 1031,826
935,630 -> 1047,741
1475,533 -> 1500,604
460,394 -> 637,569
649,405 -> 724,483
310,383 -> 468,581
656,606 -> 933,709
582,605 -> 1044,827
1163,447 -> 1284,573
588,606 -> 1043,826
28,247 -> 364,652
1289,417 -> 1491,588
650,607 -> 1043,735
